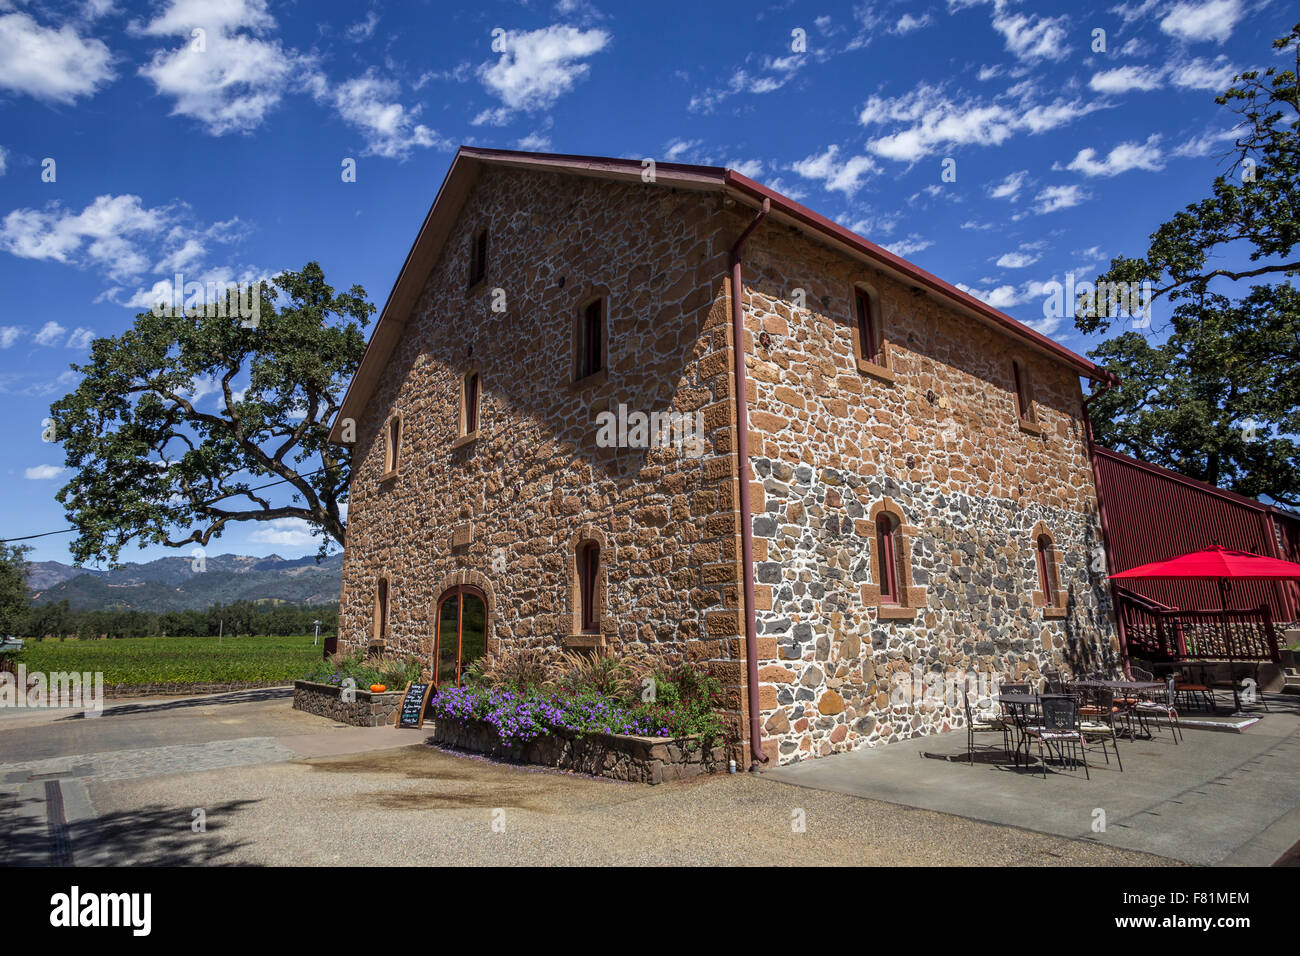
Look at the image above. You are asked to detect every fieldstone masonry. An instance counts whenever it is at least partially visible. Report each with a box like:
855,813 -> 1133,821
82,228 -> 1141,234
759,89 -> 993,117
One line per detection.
337,156 -> 1120,770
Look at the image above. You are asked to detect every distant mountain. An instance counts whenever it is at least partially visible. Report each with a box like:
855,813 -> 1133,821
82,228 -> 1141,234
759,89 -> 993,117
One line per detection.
28,553 -> 344,612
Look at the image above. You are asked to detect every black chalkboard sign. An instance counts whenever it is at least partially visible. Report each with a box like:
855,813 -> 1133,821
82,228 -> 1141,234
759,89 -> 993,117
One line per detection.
397,681 -> 432,729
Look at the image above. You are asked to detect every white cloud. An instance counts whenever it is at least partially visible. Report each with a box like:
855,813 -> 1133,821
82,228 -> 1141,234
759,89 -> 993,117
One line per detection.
892,13 -> 932,34
884,235 -> 933,257
25,464 -> 66,480
789,145 -> 878,196
988,169 -> 1028,200
1089,57 -> 1241,95
477,25 -> 609,121
345,11 -> 379,42
328,70 -> 446,159
34,321 -> 66,346
996,250 -> 1040,268
249,517 -> 318,548
0,194 -> 165,281
515,132 -> 552,151
136,0 -> 312,135
1160,0 -> 1242,44
858,82 -> 1104,162
1169,55 -> 1240,89
65,327 -> 95,349
1032,184 -> 1088,214
992,11 -> 1071,62
956,282 -> 1024,309
1064,134 -> 1164,177
1089,64 -> 1165,93
729,157 -> 764,178
0,11 -> 113,103
0,325 -> 20,347
0,145 -> 7,175
1173,127 -> 1239,157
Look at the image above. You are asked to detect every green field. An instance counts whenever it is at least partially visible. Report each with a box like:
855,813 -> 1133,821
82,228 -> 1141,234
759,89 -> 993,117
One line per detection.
11,634 -> 323,685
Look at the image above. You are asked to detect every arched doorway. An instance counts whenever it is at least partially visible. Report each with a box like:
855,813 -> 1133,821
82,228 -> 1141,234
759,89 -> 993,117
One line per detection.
434,585 -> 487,687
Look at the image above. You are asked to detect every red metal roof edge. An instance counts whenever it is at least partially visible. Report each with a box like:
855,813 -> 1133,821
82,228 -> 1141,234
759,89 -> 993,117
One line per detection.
1093,444 -> 1300,520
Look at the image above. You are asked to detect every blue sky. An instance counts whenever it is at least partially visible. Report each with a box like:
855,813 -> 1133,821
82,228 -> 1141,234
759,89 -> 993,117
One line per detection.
0,0 -> 1288,564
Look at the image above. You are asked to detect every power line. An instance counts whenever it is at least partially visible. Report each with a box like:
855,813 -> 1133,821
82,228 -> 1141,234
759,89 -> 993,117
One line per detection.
0,464 -> 344,545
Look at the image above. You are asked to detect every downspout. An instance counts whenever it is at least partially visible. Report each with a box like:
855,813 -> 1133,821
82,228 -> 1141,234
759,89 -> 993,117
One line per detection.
730,196 -> 770,767
1081,375 -> 1123,672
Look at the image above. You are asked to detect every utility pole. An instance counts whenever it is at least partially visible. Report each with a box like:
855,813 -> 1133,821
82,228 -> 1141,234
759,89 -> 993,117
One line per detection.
219,619 -> 223,645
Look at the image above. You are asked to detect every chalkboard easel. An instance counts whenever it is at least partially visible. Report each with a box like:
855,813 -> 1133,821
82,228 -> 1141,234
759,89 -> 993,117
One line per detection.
396,681 -> 433,729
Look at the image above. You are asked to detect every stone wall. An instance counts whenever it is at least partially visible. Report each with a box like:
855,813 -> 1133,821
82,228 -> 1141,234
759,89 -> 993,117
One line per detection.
430,716 -> 727,784
336,162 -> 1119,769
292,680 -> 406,727
737,220 -> 1119,764
337,167 -> 751,755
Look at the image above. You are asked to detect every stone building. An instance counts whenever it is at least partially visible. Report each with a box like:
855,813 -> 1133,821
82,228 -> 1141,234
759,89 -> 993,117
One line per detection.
329,146 -> 1121,768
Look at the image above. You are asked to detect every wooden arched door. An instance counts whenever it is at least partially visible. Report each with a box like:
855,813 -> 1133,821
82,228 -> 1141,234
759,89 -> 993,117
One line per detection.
434,585 -> 487,687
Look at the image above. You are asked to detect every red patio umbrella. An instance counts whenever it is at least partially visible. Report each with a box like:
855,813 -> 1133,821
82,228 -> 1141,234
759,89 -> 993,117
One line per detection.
1110,544 -> 1300,680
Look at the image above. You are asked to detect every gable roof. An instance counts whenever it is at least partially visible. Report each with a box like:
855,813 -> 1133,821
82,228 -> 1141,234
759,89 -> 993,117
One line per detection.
328,146 -> 1112,443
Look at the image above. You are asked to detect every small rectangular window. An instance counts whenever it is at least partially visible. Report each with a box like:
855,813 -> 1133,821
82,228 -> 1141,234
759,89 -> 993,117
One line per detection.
1037,536 -> 1055,606
468,229 -> 487,288
856,290 -> 880,365
580,299 -> 604,379
375,578 -> 389,642
386,417 -> 400,472
1013,360 -> 1034,421
578,543 -> 600,633
465,372 -> 480,434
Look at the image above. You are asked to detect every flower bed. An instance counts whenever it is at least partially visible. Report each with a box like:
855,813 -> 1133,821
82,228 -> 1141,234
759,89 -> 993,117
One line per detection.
429,713 -> 726,784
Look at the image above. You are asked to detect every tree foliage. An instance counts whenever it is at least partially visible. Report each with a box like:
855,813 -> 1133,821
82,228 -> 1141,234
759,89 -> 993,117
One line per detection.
50,262 -> 373,564
0,544 -> 32,636
1079,24 -> 1300,506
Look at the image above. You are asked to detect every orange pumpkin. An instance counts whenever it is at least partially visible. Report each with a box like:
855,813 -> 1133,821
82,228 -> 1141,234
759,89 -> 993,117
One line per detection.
370,683 -> 387,693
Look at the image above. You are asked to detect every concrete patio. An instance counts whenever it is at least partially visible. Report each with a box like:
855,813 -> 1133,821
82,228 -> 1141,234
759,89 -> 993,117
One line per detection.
764,694 -> 1300,866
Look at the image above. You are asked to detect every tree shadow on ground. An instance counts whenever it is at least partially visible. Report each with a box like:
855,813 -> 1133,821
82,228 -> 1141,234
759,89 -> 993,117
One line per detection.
56,687 -> 293,722
1,793 -> 261,866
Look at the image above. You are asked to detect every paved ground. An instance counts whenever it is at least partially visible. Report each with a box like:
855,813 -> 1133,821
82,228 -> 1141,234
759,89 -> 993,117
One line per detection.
767,695 -> 1300,866
0,688 -> 1288,866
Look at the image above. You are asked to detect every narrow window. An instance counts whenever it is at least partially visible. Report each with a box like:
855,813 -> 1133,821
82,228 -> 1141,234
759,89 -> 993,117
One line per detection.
580,299 -> 604,379
876,513 -> 899,604
386,416 -> 400,473
464,371 -> 480,434
1036,534 -> 1055,606
856,289 -> 880,365
577,542 -> 600,633
468,229 -> 487,288
375,578 -> 389,643
1012,360 -> 1034,421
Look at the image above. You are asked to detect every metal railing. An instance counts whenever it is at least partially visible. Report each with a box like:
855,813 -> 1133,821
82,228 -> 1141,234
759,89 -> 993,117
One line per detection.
1115,586 -> 1281,662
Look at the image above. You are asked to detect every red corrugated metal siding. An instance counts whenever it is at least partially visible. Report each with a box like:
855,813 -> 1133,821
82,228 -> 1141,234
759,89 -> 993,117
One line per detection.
1094,447 -> 1300,622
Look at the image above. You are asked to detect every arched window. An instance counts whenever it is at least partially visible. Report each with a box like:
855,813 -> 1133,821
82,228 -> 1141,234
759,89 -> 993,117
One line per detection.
1036,535 -> 1054,606
876,512 -> 900,604
577,541 -> 600,633
434,586 -> 488,687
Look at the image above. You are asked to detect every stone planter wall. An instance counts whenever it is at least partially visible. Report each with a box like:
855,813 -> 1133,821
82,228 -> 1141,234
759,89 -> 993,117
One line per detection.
430,715 -> 726,784
292,680 -> 406,727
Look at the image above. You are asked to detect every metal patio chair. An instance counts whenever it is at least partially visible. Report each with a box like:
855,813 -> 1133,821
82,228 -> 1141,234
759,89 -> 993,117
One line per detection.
1132,675 -> 1183,744
962,684 -> 1012,765
1023,695 -> 1090,779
